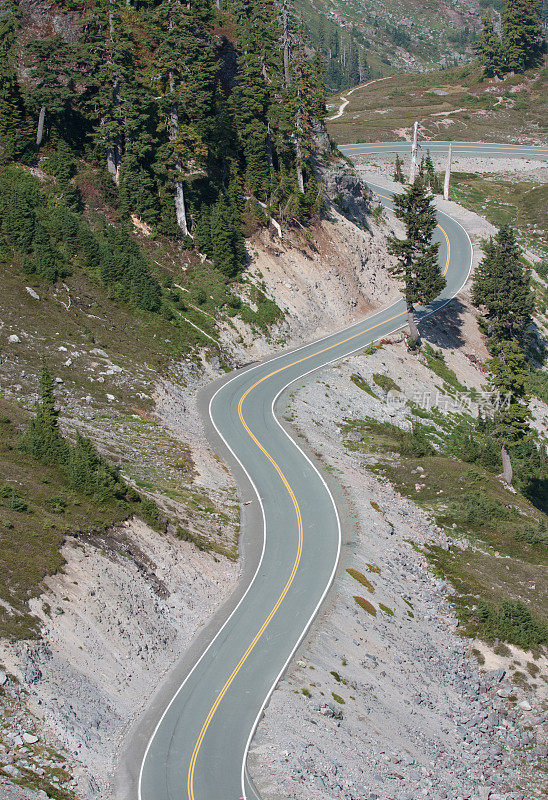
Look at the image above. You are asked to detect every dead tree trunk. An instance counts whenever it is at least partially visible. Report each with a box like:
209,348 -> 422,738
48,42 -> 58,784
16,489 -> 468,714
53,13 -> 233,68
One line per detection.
282,0 -> 291,87
410,121 -> 418,182
443,142 -> 452,201
106,3 -> 122,185
36,105 -> 46,148
168,69 -> 189,237
501,443 -> 513,484
407,301 -> 420,343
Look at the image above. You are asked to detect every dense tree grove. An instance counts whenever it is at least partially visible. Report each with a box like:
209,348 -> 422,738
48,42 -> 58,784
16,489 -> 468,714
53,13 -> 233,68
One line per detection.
305,15 -> 370,92
0,0 -> 326,265
475,0 -> 544,76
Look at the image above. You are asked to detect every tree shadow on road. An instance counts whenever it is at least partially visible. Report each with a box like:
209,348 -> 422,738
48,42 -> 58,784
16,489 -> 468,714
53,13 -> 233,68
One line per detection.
418,298 -> 467,350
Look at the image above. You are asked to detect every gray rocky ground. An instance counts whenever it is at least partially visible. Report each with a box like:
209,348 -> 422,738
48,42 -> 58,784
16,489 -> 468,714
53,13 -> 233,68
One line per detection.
248,341 -> 547,800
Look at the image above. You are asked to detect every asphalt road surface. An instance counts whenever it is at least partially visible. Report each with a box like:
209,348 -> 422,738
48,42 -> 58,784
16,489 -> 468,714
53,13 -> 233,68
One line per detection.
136,177 -> 475,800
339,141 -> 548,161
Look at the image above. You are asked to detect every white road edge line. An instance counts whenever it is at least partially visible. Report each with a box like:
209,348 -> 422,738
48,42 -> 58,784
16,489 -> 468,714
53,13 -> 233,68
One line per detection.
137,191 -> 474,800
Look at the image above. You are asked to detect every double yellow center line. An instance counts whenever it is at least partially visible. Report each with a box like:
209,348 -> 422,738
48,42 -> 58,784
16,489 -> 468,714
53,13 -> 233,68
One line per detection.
187,204 -> 451,800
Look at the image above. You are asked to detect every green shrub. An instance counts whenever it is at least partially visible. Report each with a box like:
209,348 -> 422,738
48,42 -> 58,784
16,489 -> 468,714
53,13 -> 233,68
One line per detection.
515,522 -> 547,546
372,373 -> 400,393
443,492 -> 510,527
421,343 -> 466,392
472,600 -> 547,649
398,424 -> 435,457
44,496 -> 67,514
350,374 -> 377,397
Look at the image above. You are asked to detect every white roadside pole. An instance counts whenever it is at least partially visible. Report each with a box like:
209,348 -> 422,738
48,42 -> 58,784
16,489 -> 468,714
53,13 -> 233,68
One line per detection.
444,142 -> 452,201
410,121 -> 419,182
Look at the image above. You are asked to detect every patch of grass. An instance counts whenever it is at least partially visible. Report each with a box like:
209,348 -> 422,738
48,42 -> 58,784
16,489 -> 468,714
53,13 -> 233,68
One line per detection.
367,563 -> 381,574
301,687 -> 311,697
346,568 -> 375,593
350,409 -> 547,650
372,373 -> 401,393
370,501 -> 382,513
449,176 -> 548,258
327,64 -> 547,154
379,603 -> 395,616
421,343 -> 467,392
342,417 -> 434,457
354,596 -> 377,616
331,692 -> 345,704
350,373 -> 377,397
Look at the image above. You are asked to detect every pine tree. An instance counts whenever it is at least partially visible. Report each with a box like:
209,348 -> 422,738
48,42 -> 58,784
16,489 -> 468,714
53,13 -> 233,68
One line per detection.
487,339 -> 531,484
393,154 -> 405,183
475,13 -> 503,78
154,0 -> 217,234
211,193 -> 241,277
472,225 -> 534,342
20,365 -> 68,465
423,150 -> 441,193
0,3 -> 31,163
502,0 -> 543,72
25,36 -> 75,148
286,31 -> 325,194
347,40 -> 360,86
387,177 -> 446,343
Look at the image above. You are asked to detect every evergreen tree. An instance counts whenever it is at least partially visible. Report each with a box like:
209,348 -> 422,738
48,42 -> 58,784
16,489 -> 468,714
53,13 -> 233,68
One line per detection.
154,0 -> 216,235
475,13 -> 504,77
347,40 -> 360,86
0,2 -> 31,162
25,36 -> 75,148
286,32 -> 325,194
472,225 -> 534,343
20,366 -> 68,464
387,177 -> 446,343
487,339 -> 531,484
211,194 -> 241,277
423,150 -> 441,193
393,154 -> 405,183
502,0 -> 543,72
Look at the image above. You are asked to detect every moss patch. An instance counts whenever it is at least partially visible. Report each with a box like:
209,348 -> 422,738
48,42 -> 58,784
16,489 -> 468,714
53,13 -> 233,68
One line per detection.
347,568 -> 375,593
354,596 -> 377,616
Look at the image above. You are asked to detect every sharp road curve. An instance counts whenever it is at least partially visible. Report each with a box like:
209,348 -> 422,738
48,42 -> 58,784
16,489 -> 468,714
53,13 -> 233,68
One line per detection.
136,143 -> 544,800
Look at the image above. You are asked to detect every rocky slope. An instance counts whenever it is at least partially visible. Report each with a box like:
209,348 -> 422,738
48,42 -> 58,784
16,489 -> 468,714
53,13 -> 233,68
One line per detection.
248,331 -> 547,800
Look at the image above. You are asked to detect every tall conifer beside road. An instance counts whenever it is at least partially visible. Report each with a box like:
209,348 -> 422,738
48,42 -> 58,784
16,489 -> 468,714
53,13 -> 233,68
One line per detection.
475,13 -> 504,78
502,0 -> 544,73
472,225 -> 534,344
387,177 -> 446,344
487,340 -> 531,485
472,224 -> 535,485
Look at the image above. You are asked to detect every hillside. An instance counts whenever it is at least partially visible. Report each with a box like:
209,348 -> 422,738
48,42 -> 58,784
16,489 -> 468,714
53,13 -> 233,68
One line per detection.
300,0 -> 482,91
326,62 -> 548,143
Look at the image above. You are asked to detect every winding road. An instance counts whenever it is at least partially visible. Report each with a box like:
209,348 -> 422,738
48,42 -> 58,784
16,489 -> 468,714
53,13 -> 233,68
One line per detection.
339,141 -> 548,161
135,144 -> 543,800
